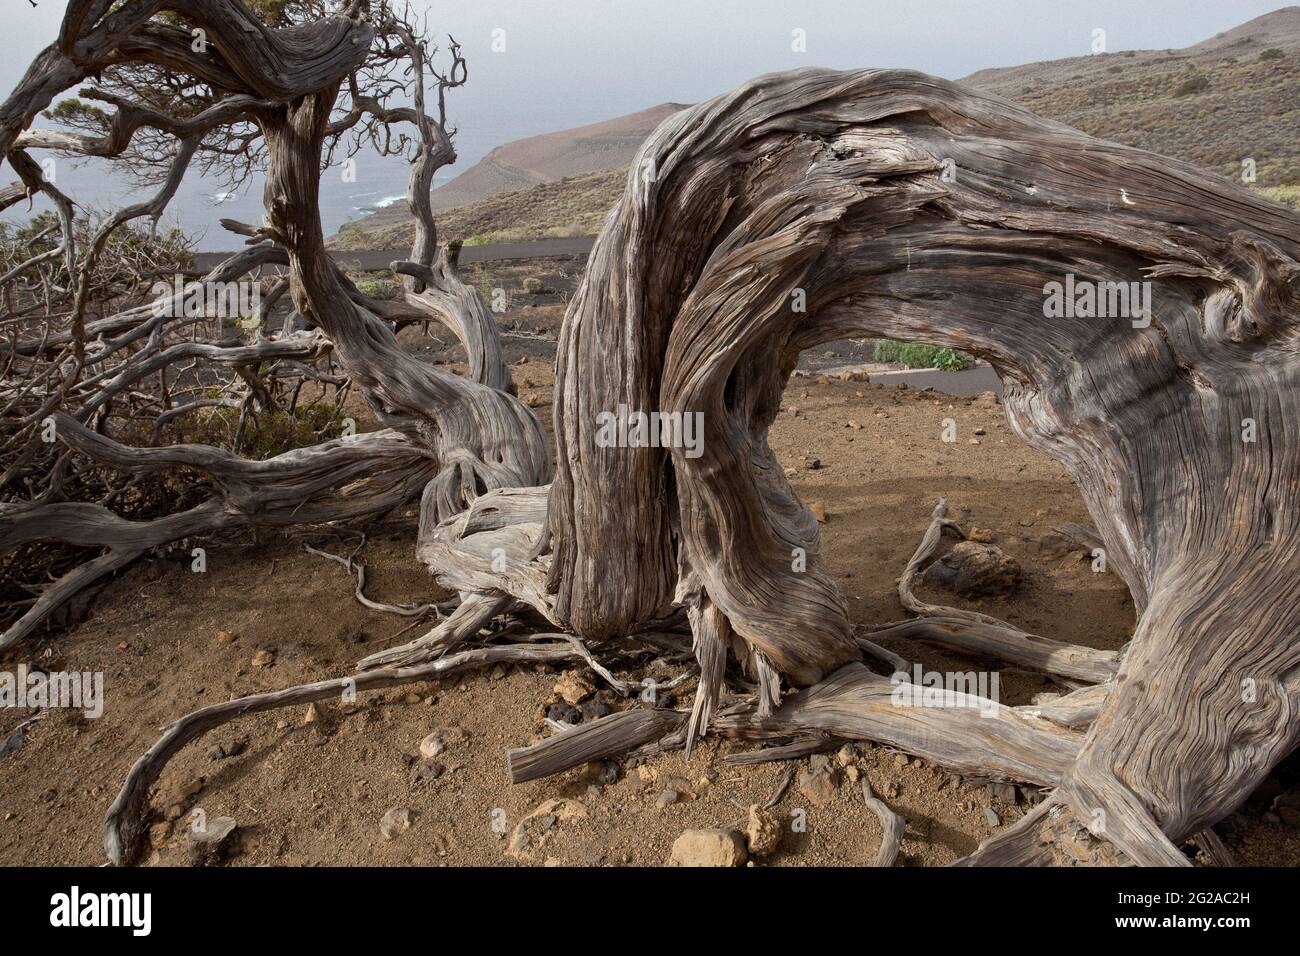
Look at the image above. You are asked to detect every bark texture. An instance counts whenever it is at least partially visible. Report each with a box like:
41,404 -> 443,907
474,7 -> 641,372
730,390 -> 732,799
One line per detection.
444,67 -> 1300,862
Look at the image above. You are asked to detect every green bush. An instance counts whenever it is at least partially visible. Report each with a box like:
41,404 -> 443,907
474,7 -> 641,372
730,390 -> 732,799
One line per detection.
1260,48 -> 1285,61
872,340 -> 973,371
353,277 -> 401,300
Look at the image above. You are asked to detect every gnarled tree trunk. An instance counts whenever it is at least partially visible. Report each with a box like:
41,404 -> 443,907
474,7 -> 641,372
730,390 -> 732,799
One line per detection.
419,68 -> 1300,864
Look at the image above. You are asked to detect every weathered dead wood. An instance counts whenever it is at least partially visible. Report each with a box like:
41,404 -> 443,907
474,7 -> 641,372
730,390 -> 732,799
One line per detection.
720,735 -> 844,766
870,616 -> 1119,684
0,414 -> 436,650
0,2 -> 549,651
712,663 -> 1082,787
522,67 -> 1300,861
506,708 -> 688,784
1016,683 -> 1111,729
105,641 -> 584,866
861,780 -> 905,867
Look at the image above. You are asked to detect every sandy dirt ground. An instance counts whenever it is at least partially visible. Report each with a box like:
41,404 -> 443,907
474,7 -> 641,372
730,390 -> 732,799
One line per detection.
2,260 -> 1297,868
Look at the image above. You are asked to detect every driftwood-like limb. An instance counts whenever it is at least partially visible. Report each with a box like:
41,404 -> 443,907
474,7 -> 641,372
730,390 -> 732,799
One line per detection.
683,592 -> 729,757
1191,828 -> 1236,867
712,663 -> 1081,787
881,499 -> 1119,683
870,616 -> 1119,684
105,641 -> 585,866
951,798 -> 1062,867
528,68 -> 1300,860
720,735 -> 844,766
302,538 -> 446,619
259,93 -> 549,524
506,708 -> 688,784
1016,683 -> 1111,730
354,592 -> 510,670
861,780 -> 905,867
897,497 -> 972,618
0,415 -> 437,649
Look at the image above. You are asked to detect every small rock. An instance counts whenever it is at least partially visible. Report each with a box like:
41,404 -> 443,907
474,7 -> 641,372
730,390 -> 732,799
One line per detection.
186,816 -> 238,866
409,758 -> 443,785
524,393 -> 543,408
214,630 -> 237,644
968,527 -> 996,543
380,807 -> 412,841
894,753 -> 909,768
303,703 -> 320,725
798,759 -> 841,806
1272,787 -> 1300,826
547,701 -> 581,724
553,671 -> 594,706
808,500 -> 828,523
506,798 -> 588,861
745,805 -> 782,856
669,829 -> 747,867
439,726 -> 469,745
0,730 -> 25,761
984,807 -> 1001,828
835,744 -> 856,768
251,648 -> 275,668
924,541 -> 1022,598
418,732 -> 446,759
986,781 -> 1018,804
656,788 -> 683,808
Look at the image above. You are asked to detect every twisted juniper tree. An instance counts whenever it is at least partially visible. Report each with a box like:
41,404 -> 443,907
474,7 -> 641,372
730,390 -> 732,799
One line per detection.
6,4 -> 1298,869
356,69 -> 1300,867
0,0 -> 548,650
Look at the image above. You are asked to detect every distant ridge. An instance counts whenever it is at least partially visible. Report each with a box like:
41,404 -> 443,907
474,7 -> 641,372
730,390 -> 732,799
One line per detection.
337,8 -> 1300,249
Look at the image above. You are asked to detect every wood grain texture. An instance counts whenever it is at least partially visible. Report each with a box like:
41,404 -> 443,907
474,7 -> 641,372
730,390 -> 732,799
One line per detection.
532,67 -> 1300,861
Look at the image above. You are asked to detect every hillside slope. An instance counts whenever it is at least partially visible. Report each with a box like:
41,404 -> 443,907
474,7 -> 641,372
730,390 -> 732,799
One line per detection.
964,5 -> 1300,189
336,7 -> 1300,250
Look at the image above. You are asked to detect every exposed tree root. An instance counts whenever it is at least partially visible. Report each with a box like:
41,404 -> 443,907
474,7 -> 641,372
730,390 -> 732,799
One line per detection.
105,640 -> 589,866
861,780 -> 905,867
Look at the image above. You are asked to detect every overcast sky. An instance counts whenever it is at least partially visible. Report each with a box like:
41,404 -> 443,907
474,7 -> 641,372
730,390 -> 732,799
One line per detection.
3,1 -> 1285,147
2,1 -> 1285,245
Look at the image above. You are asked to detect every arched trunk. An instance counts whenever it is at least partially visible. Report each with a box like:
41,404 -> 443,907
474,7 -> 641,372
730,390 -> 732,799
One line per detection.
259,91 -> 549,519
496,69 -> 1300,861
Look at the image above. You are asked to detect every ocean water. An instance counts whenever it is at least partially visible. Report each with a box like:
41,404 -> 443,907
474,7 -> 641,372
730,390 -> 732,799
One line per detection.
1,129 -> 498,253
